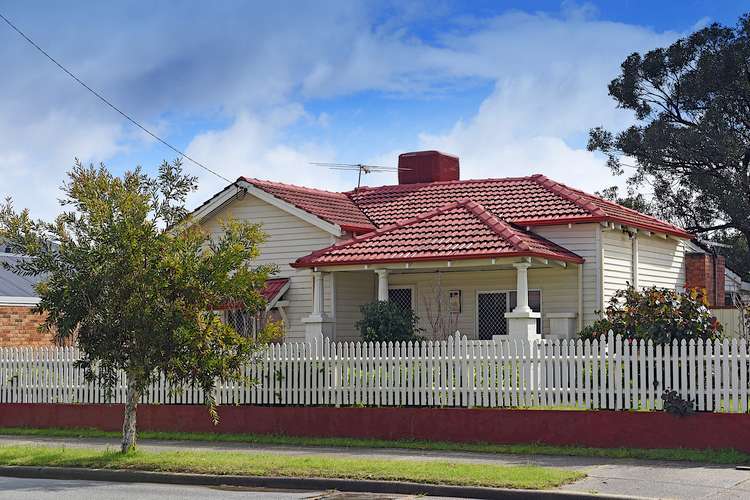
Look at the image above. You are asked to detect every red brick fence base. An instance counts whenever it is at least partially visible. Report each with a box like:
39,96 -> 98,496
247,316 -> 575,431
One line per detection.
1,404 -> 748,452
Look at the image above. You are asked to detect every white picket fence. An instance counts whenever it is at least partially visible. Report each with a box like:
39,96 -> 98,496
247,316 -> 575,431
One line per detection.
1,333 -> 749,412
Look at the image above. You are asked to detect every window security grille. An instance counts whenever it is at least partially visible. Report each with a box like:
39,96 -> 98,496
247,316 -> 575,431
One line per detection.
477,292 -> 507,339
221,308 -> 257,338
388,287 -> 413,311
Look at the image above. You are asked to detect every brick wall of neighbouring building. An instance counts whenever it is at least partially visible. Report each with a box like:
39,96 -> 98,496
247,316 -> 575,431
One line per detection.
0,305 -> 54,347
685,253 -> 727,306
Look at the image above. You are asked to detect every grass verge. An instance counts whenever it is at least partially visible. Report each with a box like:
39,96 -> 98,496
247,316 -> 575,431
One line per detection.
0,426 -> 747,465
0,445 -> 582,489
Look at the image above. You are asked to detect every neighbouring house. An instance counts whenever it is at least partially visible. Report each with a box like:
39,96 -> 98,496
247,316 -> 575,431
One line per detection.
685,239 -> 750,306
725,267 -> 750,304
0,250 -> 50,346
192,150 -> 728,343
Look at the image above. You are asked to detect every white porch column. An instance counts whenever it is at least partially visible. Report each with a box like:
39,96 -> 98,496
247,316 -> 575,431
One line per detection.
375,269 -> 389,302
312,271 -> 324,314
302,270 -> 334,342
513,262 -> 532,313
503,262 -> 541,342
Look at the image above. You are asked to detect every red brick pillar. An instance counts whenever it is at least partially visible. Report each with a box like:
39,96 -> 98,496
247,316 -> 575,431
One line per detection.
685,253 -> 726,306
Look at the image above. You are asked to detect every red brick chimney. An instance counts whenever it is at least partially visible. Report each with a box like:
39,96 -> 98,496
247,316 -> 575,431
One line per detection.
685,253 -> 726,306
398,151 -> 459,184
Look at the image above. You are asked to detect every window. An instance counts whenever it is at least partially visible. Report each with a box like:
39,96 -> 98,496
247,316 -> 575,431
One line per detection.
388,287 -> 413,311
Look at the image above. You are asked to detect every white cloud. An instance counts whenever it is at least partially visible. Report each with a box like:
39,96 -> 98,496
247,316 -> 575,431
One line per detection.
0,2 -> 692,219
415,11 -> 679,193
184,106 -> 348,207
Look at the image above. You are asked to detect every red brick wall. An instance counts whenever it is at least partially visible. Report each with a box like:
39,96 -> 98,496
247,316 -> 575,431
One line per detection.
0,305 -> 54,347
685,253 -> 726,306
4,404 -> 750,453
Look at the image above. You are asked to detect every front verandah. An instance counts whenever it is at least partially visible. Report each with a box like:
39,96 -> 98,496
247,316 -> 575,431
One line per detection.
302,257 -> 584,343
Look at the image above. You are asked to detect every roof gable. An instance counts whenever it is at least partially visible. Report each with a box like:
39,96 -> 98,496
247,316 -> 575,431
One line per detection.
293,199 -> 584,267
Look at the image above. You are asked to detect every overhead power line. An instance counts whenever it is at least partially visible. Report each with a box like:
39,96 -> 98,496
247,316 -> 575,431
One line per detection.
0,12 -> 232,183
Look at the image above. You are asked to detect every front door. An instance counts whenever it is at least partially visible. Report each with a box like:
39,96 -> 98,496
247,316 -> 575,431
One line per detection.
477,292 -> 507,339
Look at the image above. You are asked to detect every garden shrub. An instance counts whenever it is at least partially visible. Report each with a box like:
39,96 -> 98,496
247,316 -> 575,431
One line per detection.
356,301 -> 424,342
661,389 -> 695,417
578,286 -> 723,344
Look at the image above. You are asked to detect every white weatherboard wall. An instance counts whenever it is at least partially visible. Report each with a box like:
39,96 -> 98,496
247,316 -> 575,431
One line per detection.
200,194 -> 336,342
602,228 -> 633,305
637,235 -> 686,290
533,224 -> 599,326
591,226 -> 687,313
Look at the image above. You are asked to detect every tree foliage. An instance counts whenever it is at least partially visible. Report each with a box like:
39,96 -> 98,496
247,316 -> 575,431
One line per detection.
355,301 -> 423,342
595,186 -> 654,215
588,14 -> 750,277
578,286 -> 723,344
0,159 -> 277,452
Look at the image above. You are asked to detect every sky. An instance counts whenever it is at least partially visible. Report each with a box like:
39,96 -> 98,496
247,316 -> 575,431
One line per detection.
0,1 -> 748,219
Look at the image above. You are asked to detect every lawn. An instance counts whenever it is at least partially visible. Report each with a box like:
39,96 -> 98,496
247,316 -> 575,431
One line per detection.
0,426 -> 747,465
0,445 -> 583,490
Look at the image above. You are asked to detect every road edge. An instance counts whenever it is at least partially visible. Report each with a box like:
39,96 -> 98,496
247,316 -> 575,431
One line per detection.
0,465 -> 646,499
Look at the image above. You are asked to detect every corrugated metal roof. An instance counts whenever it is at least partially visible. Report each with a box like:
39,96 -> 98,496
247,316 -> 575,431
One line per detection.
0,254 -> 42,298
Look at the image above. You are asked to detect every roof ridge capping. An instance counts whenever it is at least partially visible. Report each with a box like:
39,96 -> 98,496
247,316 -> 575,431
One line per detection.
531,174 -> 692,238
462,200 -> 531,251
530,174 -> 607,217
240,177 -> 351,198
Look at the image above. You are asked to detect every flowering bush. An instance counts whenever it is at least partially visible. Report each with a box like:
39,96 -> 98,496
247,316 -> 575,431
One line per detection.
578,286 -> 723,344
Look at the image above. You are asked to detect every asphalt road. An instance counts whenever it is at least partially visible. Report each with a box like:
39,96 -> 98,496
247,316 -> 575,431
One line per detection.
0,477 -> 452,500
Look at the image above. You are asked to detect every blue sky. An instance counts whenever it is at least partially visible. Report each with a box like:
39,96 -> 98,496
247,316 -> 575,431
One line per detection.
1,1 -> 747,219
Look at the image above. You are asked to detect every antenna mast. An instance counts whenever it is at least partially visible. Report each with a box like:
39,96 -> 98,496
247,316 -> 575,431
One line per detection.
310,162 -> 409,188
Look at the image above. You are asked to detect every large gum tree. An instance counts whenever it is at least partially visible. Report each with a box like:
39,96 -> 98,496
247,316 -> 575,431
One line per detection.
0,159 -> 277,452
589,14 -> 750,279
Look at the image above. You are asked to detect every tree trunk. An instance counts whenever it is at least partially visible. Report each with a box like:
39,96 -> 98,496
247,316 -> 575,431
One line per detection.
121,375 -> 140,453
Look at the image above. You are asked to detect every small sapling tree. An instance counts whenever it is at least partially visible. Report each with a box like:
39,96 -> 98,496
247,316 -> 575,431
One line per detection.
0,159 -> 276,452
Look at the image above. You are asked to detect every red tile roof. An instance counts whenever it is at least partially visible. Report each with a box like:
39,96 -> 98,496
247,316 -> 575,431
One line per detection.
346,175 -> 691,238
260,278 -> 290,303
293,199 -> 584,267
236,174 -> 690,238
241,178 -> 375,233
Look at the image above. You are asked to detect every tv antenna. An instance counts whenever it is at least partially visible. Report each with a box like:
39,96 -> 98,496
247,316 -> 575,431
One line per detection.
310,162 -> 411,188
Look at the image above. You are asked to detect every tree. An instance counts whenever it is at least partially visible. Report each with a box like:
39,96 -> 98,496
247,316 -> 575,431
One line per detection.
710,230 -> 750,281
355,301 -> 423,342
588,14 -> 750,268
420,273 -> 460,340
0,159 -> 276,452
595,186 -> 654,215
578,286 -> 723,344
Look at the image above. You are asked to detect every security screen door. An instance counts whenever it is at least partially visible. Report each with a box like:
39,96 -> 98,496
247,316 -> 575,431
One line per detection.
477,292 -> 507,339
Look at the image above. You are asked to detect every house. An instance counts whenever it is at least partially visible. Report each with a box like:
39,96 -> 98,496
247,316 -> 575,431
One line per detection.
725,267 -> 750,304
0,249 -> 50,346
193,150 -> 725,343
